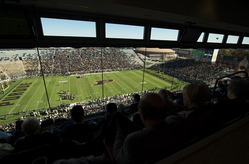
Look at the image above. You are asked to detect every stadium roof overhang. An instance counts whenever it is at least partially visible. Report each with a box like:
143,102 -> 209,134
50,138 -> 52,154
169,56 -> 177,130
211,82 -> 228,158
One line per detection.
1,0 -> 249,49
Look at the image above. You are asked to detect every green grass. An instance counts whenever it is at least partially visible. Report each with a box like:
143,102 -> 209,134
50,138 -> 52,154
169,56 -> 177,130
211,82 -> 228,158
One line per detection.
146,61 -> 153,66
0,70 -> 187,124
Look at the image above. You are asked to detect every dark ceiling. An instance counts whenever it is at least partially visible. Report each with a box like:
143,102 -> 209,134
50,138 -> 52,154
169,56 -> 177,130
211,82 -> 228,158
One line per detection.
2,0 -> 249,48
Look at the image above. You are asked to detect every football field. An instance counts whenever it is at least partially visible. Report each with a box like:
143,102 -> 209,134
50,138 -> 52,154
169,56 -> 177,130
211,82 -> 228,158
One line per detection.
0,70 -> 184,116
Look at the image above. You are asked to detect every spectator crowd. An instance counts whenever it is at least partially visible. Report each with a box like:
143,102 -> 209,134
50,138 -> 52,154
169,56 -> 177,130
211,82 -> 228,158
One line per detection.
23,48 -> 143,76
151,58 -> 226,84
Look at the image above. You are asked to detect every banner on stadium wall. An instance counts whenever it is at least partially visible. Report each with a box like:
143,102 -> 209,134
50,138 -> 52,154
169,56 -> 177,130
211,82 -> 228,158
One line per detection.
211,49 -> 219,63
191,49 -> 214,62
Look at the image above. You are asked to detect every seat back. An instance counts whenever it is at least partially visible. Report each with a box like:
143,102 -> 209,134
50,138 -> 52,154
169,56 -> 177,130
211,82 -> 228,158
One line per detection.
1,144 -> 51,164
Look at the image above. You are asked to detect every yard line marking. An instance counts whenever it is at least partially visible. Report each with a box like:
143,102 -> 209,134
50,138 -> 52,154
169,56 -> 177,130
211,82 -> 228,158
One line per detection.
113,72 -> 135,93
23,79 -> 44,111
104,74 -> 122,95
9,79 -> 38,114
75,76 -> 80,102
49,77 -> 59,104
80,75 -> 88,100
35,78 -> 52,109
90,74 -> 100,99
68,76 -> 71,104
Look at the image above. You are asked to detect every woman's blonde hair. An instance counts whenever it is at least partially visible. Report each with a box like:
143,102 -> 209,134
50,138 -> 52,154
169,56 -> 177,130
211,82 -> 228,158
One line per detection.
183,83 -> 210,107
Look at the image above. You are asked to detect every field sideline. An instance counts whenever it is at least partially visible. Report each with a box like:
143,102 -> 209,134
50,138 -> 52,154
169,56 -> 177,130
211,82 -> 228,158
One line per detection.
0,70 -> 185,116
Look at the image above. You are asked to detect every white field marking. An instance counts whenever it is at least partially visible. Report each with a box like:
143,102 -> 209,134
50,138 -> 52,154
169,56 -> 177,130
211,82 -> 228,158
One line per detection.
121,71 -> 140,89
58,80 -> 68,83
49,77 -> 59,104
139,82 -> 147,84
83,71 -> 119,76
104,73 -> 122,95
36,100 -> 43,103
9,79 -> 38,113
75,76 -> 80,102
35,79 -> 52,109
111,73 -> 132,94
92,75 -> 101,98
80,76 -> 88,100
68,76 -> 71,104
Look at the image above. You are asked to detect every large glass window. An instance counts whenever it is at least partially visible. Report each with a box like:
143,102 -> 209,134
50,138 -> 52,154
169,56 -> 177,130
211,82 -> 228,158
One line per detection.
41,18 -> 96,37
207,33 -> 224,43
150,27 -> 179,41
197,32 -> 205,42
105,23 -> 144,39
242,37 -> 249,45
226,35 -> 239,44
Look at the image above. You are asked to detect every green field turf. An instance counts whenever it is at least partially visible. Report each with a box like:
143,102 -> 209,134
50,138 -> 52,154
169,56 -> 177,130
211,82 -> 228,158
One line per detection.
0,70 -> 186,117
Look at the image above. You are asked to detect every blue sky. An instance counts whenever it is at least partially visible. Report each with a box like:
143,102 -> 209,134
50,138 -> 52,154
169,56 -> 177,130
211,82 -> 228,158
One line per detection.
41,17 -> 247,44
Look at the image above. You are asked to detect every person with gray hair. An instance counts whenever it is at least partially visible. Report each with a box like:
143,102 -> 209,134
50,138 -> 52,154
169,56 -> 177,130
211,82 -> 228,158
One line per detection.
21,117 -> 40,136
14,117 -> 61,152
211,79 -> 249,126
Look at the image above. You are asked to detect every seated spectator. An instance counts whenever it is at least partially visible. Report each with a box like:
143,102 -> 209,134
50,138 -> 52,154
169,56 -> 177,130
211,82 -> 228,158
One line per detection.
215,81 -> 225,92
106,103 -> 117,117
8,120 -> 24,147
0,131 -> 11,143
158,89 -> 176,111
223,80 -> 229,89
126,94 -> 140,114
14,117 -> 61,152
60,105 -> 96,142
210,79 -> 249,126
41,118 -> 54,133
166,83 -> 212,140
117,104 -> 129,117
113,93 -> 184,164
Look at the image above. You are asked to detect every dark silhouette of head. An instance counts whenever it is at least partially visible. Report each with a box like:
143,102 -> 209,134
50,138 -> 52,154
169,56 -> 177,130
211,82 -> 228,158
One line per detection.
106,103 -> 117,114
133,94 -> 140,103
139,93 -> 167,125
71,105 -> 84,123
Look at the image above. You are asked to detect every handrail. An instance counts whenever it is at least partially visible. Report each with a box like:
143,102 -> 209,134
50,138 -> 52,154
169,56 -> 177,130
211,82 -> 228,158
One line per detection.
212,71 -> 248,96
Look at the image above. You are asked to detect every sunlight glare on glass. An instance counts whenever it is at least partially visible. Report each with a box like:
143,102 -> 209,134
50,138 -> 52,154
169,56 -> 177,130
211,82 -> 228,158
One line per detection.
150,27 -> 179,41
226,35 -> 239,44
197,32 -> 205,42
242,37 -> 249,45
41,17 -> 96,37
105,23 -> 144,39
207,33 -> 224,43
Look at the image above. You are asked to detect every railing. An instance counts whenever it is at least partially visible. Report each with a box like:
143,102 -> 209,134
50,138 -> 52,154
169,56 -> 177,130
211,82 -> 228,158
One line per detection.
212,71 -> 248,96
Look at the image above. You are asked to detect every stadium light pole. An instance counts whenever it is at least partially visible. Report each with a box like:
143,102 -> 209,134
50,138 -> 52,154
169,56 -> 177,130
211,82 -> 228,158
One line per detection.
101,47 -> 104,99
141,48 -> 146,93
37,47 -> 51,115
